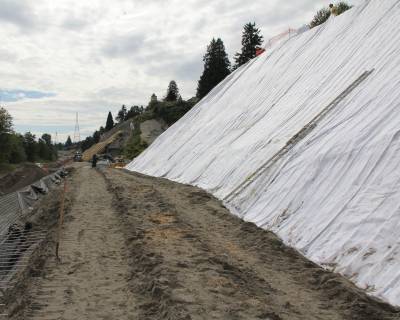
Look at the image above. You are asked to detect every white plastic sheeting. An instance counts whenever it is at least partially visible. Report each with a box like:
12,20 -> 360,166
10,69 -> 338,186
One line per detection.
127,0 -> 400,306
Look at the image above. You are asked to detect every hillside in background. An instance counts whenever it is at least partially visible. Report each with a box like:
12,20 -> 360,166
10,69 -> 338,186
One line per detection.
81,96 -> 197,160
127,0 -> 400,306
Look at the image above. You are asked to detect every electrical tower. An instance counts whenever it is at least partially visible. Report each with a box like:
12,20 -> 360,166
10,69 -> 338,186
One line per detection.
73,112 -> 80,144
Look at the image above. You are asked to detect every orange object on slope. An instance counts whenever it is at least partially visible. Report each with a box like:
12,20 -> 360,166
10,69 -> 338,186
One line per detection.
256,48 -> 266,56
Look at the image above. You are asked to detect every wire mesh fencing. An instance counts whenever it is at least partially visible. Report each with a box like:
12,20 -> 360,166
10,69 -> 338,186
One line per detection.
0,169 -> 66,315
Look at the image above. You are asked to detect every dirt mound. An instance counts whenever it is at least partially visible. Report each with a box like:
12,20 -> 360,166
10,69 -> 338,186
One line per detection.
103,169 -> 400,320
0,164 -> 47,195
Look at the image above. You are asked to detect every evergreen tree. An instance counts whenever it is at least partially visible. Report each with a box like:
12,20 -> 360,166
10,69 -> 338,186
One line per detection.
234,22 -> 264,69
93,130 -> 101,143
164,81 -> 180,102
65,136 -> 72,147
116,105 -> 127,123
197,38 -> 231,100
81,136 -> 94,151
105,111 -> 114,131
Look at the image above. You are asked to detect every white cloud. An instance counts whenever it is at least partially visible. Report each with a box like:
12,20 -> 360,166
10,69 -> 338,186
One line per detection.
0,0 -> 328,139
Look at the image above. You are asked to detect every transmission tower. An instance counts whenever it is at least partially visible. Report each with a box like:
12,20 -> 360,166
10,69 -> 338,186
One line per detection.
73,112 -> 80,144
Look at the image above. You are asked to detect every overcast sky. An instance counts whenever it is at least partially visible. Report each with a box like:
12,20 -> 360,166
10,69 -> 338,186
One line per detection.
0,0 -> 328,142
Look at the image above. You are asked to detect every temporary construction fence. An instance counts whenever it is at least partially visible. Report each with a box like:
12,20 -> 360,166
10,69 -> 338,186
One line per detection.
0,169 -> 66,316
262,25 -> 310,52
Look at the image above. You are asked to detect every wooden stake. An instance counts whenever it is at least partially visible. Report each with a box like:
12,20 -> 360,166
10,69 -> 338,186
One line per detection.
56,179 -> 67,261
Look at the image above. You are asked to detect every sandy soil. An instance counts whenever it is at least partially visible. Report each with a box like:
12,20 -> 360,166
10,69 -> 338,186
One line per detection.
8,164 -> 400,319
11,165 -> 138,319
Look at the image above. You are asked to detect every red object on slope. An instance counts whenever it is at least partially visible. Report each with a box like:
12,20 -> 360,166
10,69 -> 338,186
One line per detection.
256,48 -> 266,56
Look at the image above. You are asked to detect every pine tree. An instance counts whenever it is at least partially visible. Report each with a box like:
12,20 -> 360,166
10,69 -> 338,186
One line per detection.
234,22 -> 264,69
164,81 -> 180,102
197,38 -> 231,100
93,130 -> 101,143
65,136 -> 72,147
105,111 -> 114,131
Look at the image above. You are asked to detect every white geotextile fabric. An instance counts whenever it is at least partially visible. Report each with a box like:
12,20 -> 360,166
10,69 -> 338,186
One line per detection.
127,0 -> 400,306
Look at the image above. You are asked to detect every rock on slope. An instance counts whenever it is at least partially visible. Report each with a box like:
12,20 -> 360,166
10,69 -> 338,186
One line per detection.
127,0 -> 400,306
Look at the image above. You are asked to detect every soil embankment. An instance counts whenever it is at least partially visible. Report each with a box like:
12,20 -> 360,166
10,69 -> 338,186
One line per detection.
0,164 -> 47,195
12,164 -> 400,319
104,169 -> 399,320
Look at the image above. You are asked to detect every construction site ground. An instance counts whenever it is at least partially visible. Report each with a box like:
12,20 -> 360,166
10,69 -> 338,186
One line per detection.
9,163 -> 400,320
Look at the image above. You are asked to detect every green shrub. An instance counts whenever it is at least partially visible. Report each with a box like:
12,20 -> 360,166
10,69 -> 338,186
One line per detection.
337,2 -> 352,15
309,2 -> 352,28
310,8 -> 331,28
123,128 -> 148,159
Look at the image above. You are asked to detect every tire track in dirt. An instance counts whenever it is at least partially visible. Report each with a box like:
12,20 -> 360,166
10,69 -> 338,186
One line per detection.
104,168 -> 400,320
21,165 -> 139,320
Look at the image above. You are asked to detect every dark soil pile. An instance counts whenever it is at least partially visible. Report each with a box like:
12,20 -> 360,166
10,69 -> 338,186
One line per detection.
0,164 -> 47,195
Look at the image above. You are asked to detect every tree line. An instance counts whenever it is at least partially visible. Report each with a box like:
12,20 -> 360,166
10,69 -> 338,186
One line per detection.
196,2 -> 352,100
196,22 -> 263,100
79,79 -> 197,156
0,107 -> 58,165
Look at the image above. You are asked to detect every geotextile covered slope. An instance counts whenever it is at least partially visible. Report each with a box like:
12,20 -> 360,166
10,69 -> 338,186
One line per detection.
127,0 -> 400,305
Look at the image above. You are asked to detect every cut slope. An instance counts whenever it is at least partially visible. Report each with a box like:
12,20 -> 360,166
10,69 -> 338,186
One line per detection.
82,131 -> 122,161
127,0 -> 400,306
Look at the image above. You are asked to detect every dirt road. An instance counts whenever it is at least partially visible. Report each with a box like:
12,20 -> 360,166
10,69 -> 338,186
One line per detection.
13,164 -> 399,319
18,165 -> 138,319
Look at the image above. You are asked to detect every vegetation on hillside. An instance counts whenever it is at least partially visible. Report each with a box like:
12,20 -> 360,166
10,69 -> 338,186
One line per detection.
122,83 -> 197,159
310,2 -> 352,28
197,38 -> 231,100
79,4 -> 355,159
234,22 -> 264,69
164,80 -> 181,102
0,107 -> 57,165
123,119 -> 148,159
